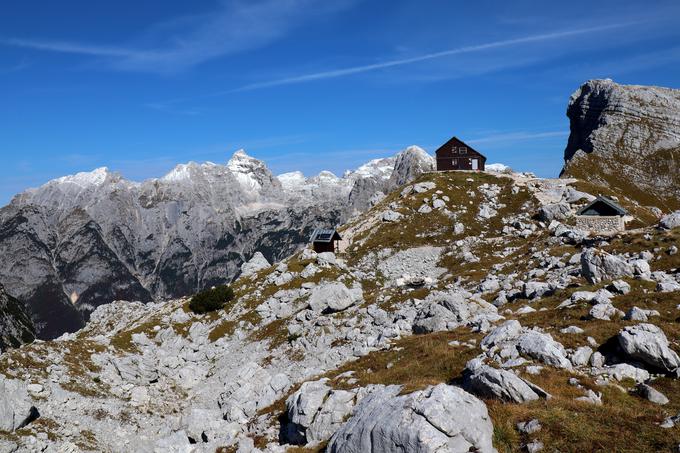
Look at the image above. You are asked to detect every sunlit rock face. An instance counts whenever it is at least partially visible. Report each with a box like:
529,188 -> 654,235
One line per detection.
561,79 -> 680,211
0,147 -> 433,338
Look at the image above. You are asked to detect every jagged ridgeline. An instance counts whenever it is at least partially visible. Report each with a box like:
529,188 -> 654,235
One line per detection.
1,165 -> 679,452
0,147 -> 434,339
561,79 -> 680,211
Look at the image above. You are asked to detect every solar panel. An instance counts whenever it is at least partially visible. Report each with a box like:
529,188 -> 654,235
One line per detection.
316,233 -> 333,241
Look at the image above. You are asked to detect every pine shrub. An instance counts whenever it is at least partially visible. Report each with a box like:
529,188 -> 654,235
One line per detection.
189,285 -> 235,314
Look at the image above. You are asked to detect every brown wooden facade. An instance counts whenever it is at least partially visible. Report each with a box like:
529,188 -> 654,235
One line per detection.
435,136 -> 486,171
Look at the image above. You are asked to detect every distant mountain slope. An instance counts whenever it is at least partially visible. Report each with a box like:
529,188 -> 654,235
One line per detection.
0,283 -> 35,351
0,147 -> 433,339
560,79 -> 680,211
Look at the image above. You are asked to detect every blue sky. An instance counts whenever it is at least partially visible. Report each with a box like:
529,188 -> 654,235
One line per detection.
1,0 -> 679,204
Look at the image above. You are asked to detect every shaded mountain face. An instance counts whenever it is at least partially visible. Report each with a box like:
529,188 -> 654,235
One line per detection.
0,147 -> 434,339
0,283 -> 35,351
560,79 -> 680,211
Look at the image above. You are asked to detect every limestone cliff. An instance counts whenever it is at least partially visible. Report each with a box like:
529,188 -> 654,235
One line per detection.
561,79 -> 680,211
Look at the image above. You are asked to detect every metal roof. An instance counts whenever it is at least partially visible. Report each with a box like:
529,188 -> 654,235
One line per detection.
576,196 -> 628,216
310,228 -> 341,243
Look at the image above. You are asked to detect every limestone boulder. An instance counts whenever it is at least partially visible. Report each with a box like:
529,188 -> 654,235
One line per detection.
659,211 -> 680,230
516,331 -> 572,369
581,248 -> 634,284
239,251 -> 270,277
327,384 -> 495,453
307,283 -> 362,313
0,377 -> 37,432
283,379 -> 357,445
618,324 -> 680,373
463,360 -> 542,403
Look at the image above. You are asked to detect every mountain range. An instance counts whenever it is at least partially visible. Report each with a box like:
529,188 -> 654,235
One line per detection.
0,146 -> 433,339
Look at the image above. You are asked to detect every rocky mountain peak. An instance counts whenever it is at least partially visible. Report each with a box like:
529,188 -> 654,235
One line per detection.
53,166 -> 112,187
388,145 -> 435,187
0,145 -> 436,339
227,149 -> 281,195
561,79 -> 680,210
344,157 -> 395,181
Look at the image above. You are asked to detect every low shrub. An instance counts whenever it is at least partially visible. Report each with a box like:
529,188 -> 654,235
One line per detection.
189,285 -> 235,314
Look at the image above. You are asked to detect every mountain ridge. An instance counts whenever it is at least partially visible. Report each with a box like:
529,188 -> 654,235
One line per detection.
561,78 -> 680,211
0,146 -> 435,339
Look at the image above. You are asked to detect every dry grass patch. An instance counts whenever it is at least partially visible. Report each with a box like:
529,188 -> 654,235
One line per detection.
490,368 -> 680,452
328,329 -> 482,394
109,315 -> 164,353
208,320 -> 238,342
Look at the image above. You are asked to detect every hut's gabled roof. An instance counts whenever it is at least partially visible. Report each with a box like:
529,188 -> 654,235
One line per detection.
435,136 -> 486,159
310,228 -> 341,243
577,196 -> 628,216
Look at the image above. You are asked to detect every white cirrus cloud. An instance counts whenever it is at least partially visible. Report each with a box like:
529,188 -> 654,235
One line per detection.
1,0 -> 360,74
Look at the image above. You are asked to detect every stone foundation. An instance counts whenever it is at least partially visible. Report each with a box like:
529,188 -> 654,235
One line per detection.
576,215 -> 624,233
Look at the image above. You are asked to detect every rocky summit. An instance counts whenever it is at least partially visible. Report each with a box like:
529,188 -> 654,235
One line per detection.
0,146 -> 433,340
561,79 -> 680,211
1,154 -> 680,452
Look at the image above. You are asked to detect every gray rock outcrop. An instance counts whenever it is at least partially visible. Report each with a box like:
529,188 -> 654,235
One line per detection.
307,283 -> 363,313
463,360 -> 542,403
239,252 -> 271,277
413,290 -> 499,334
0,377 -> 38,432
660,211 -> 680,229
327,384 -> 496,453
561,79 -> 680,211
618,324 -> 680,373
538,203 -> 571,222
581,248 -> 634,284
283,379 -> 357,445
516,331 -> 572,369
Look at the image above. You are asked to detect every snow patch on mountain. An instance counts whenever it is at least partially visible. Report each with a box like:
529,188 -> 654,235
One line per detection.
54,167 -> 110,187
346,157 -> 395,180
486,163 -> 510,172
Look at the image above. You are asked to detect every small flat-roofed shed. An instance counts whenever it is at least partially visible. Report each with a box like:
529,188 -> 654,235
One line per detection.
310,228 -> 342,253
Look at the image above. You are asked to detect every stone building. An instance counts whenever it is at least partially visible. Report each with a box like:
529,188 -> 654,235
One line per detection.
575,197 -> 628,233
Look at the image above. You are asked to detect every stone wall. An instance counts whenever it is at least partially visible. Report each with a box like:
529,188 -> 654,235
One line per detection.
576,215 -> 624,233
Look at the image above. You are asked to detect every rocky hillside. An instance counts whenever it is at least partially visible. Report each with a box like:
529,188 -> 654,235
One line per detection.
0,284 -> 35,352
2,166 -> 680,452
0,147 -> 433,340
561,79 -> 680,211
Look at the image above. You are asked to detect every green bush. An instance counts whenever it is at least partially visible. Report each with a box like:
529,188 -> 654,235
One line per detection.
189,285 -> 235,314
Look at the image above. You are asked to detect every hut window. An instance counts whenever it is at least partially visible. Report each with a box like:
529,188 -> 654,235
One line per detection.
459,147 -> 467,153
452,158 -> 458,165
451,147 -> 457,154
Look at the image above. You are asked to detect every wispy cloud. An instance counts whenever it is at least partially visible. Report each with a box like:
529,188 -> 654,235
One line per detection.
1,0 -> 358,74
3,38 -> 147,58
467,130 -> 568,145
230,22 -> 636,92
